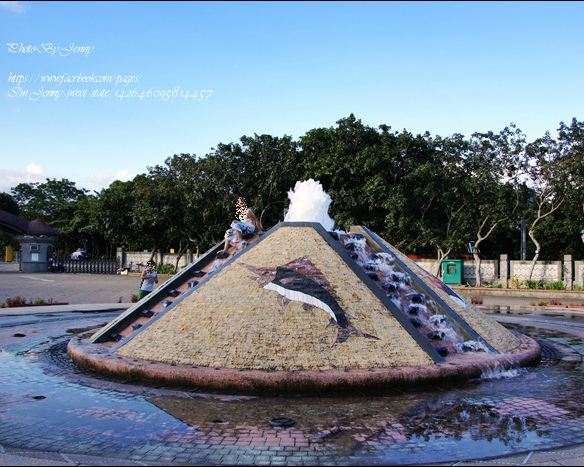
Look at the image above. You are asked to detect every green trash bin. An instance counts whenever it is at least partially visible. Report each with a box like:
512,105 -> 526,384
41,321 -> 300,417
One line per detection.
442,259 -> 464,285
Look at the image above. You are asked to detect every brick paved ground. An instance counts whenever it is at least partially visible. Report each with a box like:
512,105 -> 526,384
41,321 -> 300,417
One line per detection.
3,268 -> 584,465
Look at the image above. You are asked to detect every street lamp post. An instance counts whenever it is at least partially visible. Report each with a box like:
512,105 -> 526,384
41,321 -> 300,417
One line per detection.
520,215 -> 527,261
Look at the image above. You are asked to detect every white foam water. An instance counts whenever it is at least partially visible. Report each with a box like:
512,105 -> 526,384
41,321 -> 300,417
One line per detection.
376,252 -> 395,264
344,236 -> 368,260
435,327 -> 461,343
284,179 -> 335,230
480,366 -> 525,380
208,259 -> 225,272
455,340 -> 490,353
451,295 -> 467,308
429,314 -> 448,327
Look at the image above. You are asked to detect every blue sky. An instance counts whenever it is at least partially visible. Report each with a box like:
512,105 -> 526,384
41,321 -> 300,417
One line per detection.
1,1 -> 583,193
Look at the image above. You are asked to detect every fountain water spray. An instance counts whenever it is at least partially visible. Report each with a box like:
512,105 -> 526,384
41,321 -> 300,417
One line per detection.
284,179 -> 335,231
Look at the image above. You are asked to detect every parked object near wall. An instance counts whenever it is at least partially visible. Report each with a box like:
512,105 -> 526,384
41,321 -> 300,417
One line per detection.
414,255 -> 579,290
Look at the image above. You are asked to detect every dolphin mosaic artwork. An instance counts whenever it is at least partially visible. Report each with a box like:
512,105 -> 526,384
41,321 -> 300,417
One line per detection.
241,257 -> 379,345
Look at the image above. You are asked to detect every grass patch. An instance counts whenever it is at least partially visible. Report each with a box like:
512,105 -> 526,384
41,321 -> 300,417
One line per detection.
525,280 -> 544,290
156,264 -> 177,275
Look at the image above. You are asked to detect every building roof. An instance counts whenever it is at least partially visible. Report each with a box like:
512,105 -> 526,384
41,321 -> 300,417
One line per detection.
0,209 -> 30,234
27,219 -> 61,236
0,210 -> 61,236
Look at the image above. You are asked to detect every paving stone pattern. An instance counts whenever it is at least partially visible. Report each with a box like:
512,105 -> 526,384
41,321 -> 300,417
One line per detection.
3,311 -> 584,465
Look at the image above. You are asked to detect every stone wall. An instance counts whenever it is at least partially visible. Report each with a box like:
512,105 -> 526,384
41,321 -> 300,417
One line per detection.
462,261 -> 498,286
414,256 -> 579,289
414,260 -> 499,286
116,248 -> 196,272
576,261 -> 584,289
510,261 -> 562,284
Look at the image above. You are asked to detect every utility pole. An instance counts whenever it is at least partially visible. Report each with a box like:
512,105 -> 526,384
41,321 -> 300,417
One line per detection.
520,215 -> 527,261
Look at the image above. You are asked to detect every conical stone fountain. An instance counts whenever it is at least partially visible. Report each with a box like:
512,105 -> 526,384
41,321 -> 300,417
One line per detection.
68,181 -> 540,392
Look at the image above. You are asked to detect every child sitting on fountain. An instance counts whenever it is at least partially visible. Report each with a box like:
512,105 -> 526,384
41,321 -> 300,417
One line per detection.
217,195 -> 263,258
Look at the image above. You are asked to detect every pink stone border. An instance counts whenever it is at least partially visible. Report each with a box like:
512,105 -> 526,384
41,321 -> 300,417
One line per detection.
68,331 -> 540,393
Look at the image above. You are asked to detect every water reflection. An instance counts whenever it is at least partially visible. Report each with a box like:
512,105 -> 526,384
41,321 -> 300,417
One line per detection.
148,396 -> 420,450
2,316 -> 584,465
148,389 -> 558,452
146,325 -> 584,461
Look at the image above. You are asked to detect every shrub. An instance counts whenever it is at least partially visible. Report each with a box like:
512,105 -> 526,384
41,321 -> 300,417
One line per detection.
470,296 -> 483,305
5,296 -> 28,307
549,299 -> 562,306
2,297 -> 55,308
510,277 -> 521,289
525,280 -> 544,290
130,294 -> 139,303
545,281 -> 565,290
573,285 -> 583,291
538,301 -> 548,307
156,264 -> 177,275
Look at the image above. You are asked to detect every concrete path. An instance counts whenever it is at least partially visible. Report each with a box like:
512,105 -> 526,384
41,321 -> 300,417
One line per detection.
0,262 -> 167,307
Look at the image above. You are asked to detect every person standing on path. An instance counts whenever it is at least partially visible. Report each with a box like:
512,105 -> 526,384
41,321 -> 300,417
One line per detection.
139,260 -> 159,300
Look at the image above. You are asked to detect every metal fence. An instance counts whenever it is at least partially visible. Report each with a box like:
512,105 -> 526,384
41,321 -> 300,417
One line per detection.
50,259 -> 120,274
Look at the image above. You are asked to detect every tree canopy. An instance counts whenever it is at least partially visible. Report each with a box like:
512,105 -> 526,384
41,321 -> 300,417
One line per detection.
6,115 -> 583,272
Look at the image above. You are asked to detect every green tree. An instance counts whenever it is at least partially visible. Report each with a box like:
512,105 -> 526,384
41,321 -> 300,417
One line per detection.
11,178 -> 90,254
68,194 -> 113,259
184,134 -> 301,251
0,192 -> 20,215
557,118 -> 584,253
463,124 -> 527,285
412,133 -> 471,276
298,114 -> 384,230
11,178 -> 88,222
95,179 -> 141,251
524,132 -> 566,280
237,134 -> 301,226
144,156 -> 203,268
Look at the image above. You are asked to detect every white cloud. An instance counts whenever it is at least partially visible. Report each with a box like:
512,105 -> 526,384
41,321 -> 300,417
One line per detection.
26,163 -> 46,176
88,173 -> 114,185
0,164 -> 137,195
85,168 -> 136,192
0,163 -> 48,193
0,1 -> 30,13
114,168 -> 135,182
